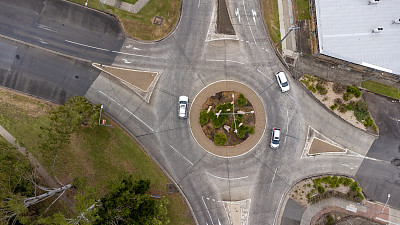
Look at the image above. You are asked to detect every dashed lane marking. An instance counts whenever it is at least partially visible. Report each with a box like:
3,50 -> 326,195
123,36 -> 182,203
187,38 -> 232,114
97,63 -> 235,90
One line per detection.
169,144 -> 194,165
202,196 -> 215,225
205,172 -> 248,181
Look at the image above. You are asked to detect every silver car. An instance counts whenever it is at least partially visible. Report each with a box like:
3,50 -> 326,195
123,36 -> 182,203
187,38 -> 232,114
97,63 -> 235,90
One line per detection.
178,96 -> 189,119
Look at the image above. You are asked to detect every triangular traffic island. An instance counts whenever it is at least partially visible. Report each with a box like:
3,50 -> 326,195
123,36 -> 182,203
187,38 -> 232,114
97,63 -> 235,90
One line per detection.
302,126 -> 347,158
93,63 -> 160,102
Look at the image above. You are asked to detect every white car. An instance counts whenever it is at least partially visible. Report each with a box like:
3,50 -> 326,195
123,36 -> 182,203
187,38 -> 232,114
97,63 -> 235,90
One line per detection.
275,71 -> 290,92
178,96 -> 189,119
270,127 -> 281,149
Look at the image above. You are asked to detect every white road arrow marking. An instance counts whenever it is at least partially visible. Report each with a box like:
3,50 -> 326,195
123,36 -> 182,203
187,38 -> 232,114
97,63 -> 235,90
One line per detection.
252,10 -> 257,25
235,8 -> 240,22
125,44 -> 141,50
122,59 -> 132,64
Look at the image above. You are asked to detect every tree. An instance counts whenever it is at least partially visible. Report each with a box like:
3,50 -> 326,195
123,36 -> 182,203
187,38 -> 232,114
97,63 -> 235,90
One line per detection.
93,176 -> 170,225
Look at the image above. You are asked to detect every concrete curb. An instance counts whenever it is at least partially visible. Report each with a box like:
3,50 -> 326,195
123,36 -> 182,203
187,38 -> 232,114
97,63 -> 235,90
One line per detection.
102,111 -> 199,225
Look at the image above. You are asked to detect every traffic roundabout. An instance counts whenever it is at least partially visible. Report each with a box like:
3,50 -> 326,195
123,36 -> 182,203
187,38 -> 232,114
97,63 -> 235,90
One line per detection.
189,80 -> 266,158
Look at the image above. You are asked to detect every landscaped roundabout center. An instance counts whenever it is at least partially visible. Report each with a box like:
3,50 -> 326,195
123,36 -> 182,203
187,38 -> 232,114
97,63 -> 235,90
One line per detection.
189,81 -> 266,158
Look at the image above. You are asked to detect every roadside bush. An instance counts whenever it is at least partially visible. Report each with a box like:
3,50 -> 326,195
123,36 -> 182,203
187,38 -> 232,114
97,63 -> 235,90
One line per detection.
333,83 -> 347,94
350,182 -> 359,192
329,176 -> 339,188
343,178 -> 353,186
317,185 -> 325,194
334,98 -> 343,105
354,110 -> 369,122
338,105 -> 347,113
330,104 -> 338,111
308,85 -> 317,93
347,86 -> 362,98
304,74 -> 318,82
364,116 -> 374,127
343,93 -> 354,101
214,133 -> 227,146
325,214 -> 335,225
356,100 -> 368,112
316,83 -> 328,95
338,177 -> 346,184
200,110 -> 210,125
237,94 -> 247,106
346,101 -> 357,111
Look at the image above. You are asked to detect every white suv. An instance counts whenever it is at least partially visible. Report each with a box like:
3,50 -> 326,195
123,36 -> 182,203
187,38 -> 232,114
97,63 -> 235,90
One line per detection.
270,127 -> 281,149
275,71 -> 290,92
178,96 -> 189,119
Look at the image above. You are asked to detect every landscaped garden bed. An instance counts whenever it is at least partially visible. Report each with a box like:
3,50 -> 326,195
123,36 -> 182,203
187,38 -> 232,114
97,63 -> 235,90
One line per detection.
289,175 -> 365,207
199,91 -> 255,146
300,74 -> 378,134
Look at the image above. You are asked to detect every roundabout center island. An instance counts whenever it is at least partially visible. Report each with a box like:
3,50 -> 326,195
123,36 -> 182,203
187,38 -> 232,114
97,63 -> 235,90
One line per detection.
189,81 -> 266,158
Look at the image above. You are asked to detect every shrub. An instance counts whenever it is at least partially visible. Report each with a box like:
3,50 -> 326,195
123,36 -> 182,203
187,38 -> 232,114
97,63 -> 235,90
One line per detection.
334,98 -> 343,105
329,176 -> 339,188
316,83 -> 328,95
338,177 -> 345,184
235,122 -> 255,139
330,104 -> 338,111
325,214 -> 335,225
200,110 -> 210,125
237,94 -> 247,106
357,100 -> 368,112
343,93 -> 354,101
347,86 -> 362,98
346,101 -> 357,111
364,116 -> 374,127
210,103 -> 233,128
339,105 -> 347,113
354,110 -> 369,122
317,186 -> 325,194
350,182 -> 359,192
343,178 -> 353,186
214,133 -> 227,146
333,83 -> 347,94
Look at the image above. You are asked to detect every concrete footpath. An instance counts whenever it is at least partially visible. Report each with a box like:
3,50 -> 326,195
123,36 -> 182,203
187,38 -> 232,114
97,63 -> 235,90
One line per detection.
0,125 -> 74,210
300,197 -> 400,225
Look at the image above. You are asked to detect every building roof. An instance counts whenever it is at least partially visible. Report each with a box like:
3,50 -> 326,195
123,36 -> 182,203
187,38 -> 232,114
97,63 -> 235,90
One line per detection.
315,0 -> 400,75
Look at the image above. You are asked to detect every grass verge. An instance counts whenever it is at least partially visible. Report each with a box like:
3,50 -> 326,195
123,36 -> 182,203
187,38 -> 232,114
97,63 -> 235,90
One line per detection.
261,0 -> 281,44
361,80 -> 400,100
0,88 -> 194,224
68,0 -> 181,40
295,0 -> 310,20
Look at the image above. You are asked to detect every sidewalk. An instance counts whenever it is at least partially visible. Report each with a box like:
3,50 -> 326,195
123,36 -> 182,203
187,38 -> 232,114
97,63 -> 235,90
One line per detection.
300,197 -> 400,225
277,0 -> 298,58
0,125 -> 75,210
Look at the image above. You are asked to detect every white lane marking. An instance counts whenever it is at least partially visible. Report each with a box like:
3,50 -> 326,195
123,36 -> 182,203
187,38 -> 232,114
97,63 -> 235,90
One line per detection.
169,144 -> 193,165
65,40 -> 163,59
202,196 -> 215,225
273,192 -> 286,225
256,68 -> 272,81
98,91 -> 154,132
235,8 -> 241,23
122,59 -> 132,64
284,110 -> 289,144
286,92 -> 295,101
218,219 -> 222,225
342,163 -> 358,170
252,9 -> 257,25
242,0 -> 257,45
376,217 -> 400,225
37,24 -> 57,33
266,168 -> 278,196
206,59 -> 245,65
198,0 -> 200,7
65,39 -> 110,51
205,172 -> 248,181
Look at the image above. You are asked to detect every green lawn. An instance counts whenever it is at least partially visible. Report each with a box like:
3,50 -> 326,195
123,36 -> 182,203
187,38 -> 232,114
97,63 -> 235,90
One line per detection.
262,0 -> 281,44
0,88 -> 194,224
68,0 -> 181,40
361,80 -> 400,100
296,0 -> 310,20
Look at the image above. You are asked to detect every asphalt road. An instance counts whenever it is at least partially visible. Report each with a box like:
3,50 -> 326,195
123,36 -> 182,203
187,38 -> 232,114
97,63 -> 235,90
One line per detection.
0,0 -> 125,64
356,92 -> 400,208
0,0 -> 392,224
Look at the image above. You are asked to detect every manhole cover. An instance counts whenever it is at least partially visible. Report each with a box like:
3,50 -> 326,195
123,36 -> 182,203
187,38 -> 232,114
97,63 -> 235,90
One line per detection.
391,158 -> 400,166
153,16 -> 164,26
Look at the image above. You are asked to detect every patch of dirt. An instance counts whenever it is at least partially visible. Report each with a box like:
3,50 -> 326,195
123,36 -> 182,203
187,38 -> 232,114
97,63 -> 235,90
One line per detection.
316,212 -> 384,225
0,88 -> 54,117
217,0 -> 235,34
309,138 -> 345,154
200,91 -> 255,146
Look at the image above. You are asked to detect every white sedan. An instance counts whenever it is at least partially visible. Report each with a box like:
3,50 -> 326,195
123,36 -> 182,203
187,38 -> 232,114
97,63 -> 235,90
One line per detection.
275,71 -> 290,92
178,96 -> 189,119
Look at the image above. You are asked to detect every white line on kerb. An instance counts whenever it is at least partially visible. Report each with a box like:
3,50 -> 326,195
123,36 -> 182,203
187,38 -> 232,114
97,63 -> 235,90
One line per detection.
273,192 -> 286,225
169,144 -> 193,165
202,196 -> 215,225
98,91 -> 154,132
206,59 -> 245,65
205,172 -> 248,180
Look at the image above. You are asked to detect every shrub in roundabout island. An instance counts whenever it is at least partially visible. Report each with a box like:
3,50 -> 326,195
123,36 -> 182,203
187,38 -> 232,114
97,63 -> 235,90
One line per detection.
214,133 -> 227,146
200,110 -> 210,125
237,94 -> 247,106
210,103 -> 233,128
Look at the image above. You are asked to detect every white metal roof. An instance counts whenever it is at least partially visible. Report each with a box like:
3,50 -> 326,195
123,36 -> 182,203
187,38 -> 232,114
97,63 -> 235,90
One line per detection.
315,0 -> 400,75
